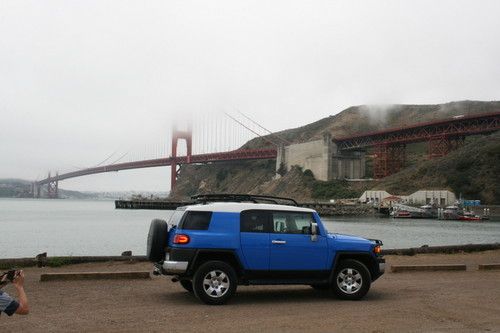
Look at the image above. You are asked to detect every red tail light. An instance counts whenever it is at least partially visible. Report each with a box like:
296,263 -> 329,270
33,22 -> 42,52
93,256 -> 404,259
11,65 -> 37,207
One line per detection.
173,234 -> 190,244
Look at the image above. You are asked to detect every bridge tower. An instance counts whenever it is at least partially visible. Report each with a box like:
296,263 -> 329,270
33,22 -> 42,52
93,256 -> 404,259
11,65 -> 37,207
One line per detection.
46,172 -> 59,199
31,182 -> 41,198
170,126 -> 192,191
373,143 -> 406,179
427,135 -> 465,159
31,182 -> 35,198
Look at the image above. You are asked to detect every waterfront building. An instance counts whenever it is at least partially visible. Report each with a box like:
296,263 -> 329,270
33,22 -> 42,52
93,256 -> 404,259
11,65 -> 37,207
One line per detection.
360,190 -> 457,206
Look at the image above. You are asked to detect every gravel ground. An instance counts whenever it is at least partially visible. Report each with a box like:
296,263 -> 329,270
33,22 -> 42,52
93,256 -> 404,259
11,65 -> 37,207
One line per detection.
1,250 -> 499,332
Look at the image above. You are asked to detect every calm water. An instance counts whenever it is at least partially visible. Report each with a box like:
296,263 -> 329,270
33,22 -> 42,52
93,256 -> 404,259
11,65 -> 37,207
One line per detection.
1,198 -> 499,258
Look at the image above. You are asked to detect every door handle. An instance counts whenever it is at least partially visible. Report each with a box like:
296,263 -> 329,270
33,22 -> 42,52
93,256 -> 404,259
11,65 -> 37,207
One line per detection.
272,240 -> 286,244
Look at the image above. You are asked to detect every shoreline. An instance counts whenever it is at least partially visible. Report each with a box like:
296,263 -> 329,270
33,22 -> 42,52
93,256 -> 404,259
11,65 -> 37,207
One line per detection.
1,242 -> 499,269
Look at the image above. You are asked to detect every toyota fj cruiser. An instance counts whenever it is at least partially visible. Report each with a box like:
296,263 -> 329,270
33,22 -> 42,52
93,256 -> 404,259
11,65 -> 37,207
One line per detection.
147,194 -> 384,305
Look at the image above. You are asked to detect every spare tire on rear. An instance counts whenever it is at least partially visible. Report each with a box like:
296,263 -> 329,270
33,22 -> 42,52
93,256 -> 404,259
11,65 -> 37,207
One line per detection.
147,219 -> 168,262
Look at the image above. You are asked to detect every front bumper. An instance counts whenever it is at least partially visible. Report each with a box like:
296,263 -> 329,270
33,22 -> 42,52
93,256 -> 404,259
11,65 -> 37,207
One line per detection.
378,258 -> 385,274
372,257 -> 385,281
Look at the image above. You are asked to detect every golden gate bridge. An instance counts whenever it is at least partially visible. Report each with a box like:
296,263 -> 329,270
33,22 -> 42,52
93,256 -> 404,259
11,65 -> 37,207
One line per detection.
34,111 -> 500,198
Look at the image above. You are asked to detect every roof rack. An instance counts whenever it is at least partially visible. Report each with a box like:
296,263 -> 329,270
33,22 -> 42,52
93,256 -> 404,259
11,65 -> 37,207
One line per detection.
191,194 -> 298,206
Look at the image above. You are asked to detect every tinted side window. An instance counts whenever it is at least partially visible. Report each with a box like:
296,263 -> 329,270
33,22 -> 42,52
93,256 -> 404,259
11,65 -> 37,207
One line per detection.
272,212 -> 314,234
241,210 -> 270,233
179,211 -> 212,230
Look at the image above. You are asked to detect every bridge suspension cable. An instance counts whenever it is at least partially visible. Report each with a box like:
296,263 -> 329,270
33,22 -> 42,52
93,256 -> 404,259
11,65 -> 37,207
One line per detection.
94,149 -> 120,167
224,112 -> 280,147
109,152 -> 129,165
237,110 -> 291,145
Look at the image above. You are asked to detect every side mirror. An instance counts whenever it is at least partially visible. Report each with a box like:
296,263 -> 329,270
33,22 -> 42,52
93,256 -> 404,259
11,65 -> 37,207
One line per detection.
311,222 -> 318,242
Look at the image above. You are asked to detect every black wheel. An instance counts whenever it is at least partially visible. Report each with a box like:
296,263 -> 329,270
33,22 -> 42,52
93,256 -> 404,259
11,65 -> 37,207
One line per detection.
332,259 -> 371,300
146,219 -> 168,262
180,280 -> 193,293
192,261 -> 237,305
310,284 -> 331,291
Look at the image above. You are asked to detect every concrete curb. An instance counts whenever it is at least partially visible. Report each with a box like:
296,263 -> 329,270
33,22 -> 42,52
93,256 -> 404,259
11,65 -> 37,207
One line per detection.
382,243 -> 500,256
40,271 -> 151,282
478,263 -> 500,270
391,264 -> 467,273
0,256 -> 147,269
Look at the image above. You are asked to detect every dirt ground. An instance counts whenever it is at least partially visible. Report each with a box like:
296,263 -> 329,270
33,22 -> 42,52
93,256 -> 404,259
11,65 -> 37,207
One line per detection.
1,250 -> 499,332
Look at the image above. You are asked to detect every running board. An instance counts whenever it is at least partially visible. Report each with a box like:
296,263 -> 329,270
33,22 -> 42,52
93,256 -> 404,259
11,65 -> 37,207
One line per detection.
246,278 -> 329,285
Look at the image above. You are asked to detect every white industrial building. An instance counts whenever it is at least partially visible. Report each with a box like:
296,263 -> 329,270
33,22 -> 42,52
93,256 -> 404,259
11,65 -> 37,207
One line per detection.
360,189 -> 457,206
359,190 -> 392,205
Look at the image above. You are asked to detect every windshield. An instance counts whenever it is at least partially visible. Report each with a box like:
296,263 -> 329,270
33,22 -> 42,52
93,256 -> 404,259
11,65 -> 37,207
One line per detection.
168,207 -> 187,227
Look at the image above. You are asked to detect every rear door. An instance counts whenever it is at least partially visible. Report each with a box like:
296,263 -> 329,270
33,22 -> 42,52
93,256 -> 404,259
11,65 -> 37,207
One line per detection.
239,210 -> 271,271
269,211 -> 328,271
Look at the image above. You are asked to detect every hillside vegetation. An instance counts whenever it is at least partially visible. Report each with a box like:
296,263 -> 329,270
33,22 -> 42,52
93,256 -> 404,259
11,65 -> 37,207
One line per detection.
0,179 -> 96,199
373,132 -> 500,203
171,100 -> 500,203
171,160 -> 276,199
0,179 -> 33,198
172,162 -> 365,202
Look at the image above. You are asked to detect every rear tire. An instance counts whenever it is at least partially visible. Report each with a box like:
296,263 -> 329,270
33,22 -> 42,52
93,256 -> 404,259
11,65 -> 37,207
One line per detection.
332,259 -> 371,300
180,280 -> 193,293
146,219 -> 168,262
193,261 -> 237,305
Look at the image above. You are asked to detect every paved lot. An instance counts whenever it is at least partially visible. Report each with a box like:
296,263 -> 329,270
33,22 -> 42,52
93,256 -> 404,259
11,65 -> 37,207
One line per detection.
1,250 -> 499,332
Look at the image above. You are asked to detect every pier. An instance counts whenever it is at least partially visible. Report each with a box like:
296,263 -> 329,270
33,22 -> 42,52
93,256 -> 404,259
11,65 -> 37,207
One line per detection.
114,200 -> 192,210
114,199 -> 374,216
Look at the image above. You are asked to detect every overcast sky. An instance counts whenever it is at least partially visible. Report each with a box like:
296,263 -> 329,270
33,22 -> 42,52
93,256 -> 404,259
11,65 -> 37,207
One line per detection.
1,0 -> 499,192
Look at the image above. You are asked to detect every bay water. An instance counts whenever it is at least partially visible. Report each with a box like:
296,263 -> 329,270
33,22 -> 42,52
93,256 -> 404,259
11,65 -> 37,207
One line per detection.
1,198 -> 499,259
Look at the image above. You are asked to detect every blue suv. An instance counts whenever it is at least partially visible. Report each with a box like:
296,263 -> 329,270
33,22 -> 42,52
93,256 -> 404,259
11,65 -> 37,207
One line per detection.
147,195 -> 384,305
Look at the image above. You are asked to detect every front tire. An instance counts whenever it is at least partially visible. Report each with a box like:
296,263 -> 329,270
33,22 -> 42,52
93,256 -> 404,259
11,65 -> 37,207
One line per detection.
332,259 -> 371,300
192,261 -> 237,305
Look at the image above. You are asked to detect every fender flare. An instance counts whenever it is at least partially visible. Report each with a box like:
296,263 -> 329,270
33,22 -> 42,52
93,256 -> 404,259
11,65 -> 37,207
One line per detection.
188,249 -> 244,276
329,251 -> 378,283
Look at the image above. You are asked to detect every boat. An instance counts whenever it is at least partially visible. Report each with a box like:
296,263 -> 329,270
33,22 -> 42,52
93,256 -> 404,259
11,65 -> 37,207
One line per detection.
458,215 -> 481,221
390,204 -> 431,218
439,206 -> 482,221
393,210 -> 412,218
458,211 -> 481,221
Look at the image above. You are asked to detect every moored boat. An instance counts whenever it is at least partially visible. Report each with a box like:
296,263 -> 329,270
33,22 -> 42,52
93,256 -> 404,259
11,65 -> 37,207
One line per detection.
438,206 -> 483,221
393,210 -> 412,218
458,215 -> 481,221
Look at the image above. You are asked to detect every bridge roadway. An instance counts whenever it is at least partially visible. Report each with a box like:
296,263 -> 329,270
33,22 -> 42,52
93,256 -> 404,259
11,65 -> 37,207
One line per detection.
36,149 -> 277,186
334,111 -> 500,150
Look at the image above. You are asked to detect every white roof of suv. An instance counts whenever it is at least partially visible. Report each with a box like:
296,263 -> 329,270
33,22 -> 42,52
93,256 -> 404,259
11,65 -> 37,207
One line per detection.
186,202 -> 316,213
